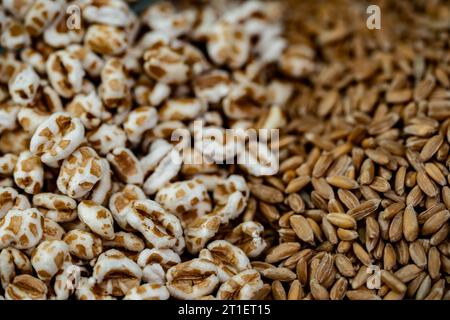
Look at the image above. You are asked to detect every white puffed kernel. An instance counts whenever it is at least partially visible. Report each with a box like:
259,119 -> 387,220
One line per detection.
0,247 -> 32,289
184,214 -> 221,254
193,69 -> 231,104
19,48 -> 46,74
41,218 -> 65,241
0,154 -> 17,177
75,277 -> 116,300
33,193 -> 77,223
199,240 -> 251,282
107,147 -> 143,185
43,10 -> 84,48
143,43 -> 190,84
30,112 -> 85,166
124,283 -> 170,300
143,149 -> 182,195
155,179 -> 212,227
1,18 -> 30,50
85,24 -> 128,56
279,44 -> 315,78
142,2 -> 196,38
140,138 -> 173,176
216,269 -> 265,300
46,50 -> 85,98
102,231 -> 145,252
159,98 -> 205,121
63,229 -> 103,260
67,44 -> 104,78
109,184 -> 146,230
5,274 -> 47,300
207,21 -> 250,69
77,200 -> 115,240
123,106 -> 158,145
31,240 -> 70,281
226,221 -> 267,258
99,58 -> 130,109
0,102 -> 20,135
3,0 -> 34,19
87,124 -> 127,156
13,151 -> 44,194
0,187 -> 19,219
0,208 -> 43,249
125,200 -> 184,252
66,91 -> 111,129
57,146 -> 105,199
166,258 -> 219,300
92,249 -> 142,296
137,248 -> 181,269
24,0 -> 63,36
8,65 -> 40,106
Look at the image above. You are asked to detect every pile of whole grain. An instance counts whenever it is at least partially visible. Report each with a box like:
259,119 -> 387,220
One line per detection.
0,0 -> 450,300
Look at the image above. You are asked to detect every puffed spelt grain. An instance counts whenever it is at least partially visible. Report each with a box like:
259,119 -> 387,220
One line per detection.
77,200 -> 115,240
0,247 -> 32,289
0,208 -> 43,249
99,58 -> 130,109
107,147 -> 143,185
166,258 -> 219,299
125,200 -> 184,253
184,213 -> 221,254
138,248 -> 179,284
199,240 -> 251,282
102,231 -> 145,252
46,50 -> 85,99
33,193 -> 77,223
123,283 -> 169,300
226,221 -> 267,258
0,102 -> 20,135
63,229 -> 102,260
13,151 -> 44,195
8,65 -> 40,106
0,187 -> 20,219
85,25 -> 128,56
155,179 -> 212,227
92,249 -> 142,296
75,277 -> 116,300
41,217 -> 66,241
66,91 -> 111,130
123,106 -> 158,144
53,263 -> 83,300
216,269 -> 266,300
1,17 -> 31,50
5,274 -> 47,300
43,10 -> 84,48
31,240 -> 70,281
30,113 -> 85,166
57,146 -> 105,199
87,123 -> 127,155
143,41 -> 190,84
143,149 -> 182,195
141,2 -> 195,38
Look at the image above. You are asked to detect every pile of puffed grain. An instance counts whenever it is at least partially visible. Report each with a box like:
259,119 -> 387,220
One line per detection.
1,0 -> 450,301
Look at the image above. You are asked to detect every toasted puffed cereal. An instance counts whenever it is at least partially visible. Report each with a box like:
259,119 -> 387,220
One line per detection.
31,239 -> 70,281
125,200 -> 184,253
77,200 -> 115,240
166,258 -> 219,299
30,113 -> 85,166
13,151 -> 44,194
57,147 -> 105,199
0,208 -> 43,249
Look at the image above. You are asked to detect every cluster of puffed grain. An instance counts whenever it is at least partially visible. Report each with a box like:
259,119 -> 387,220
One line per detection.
0,0 -> 313,300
